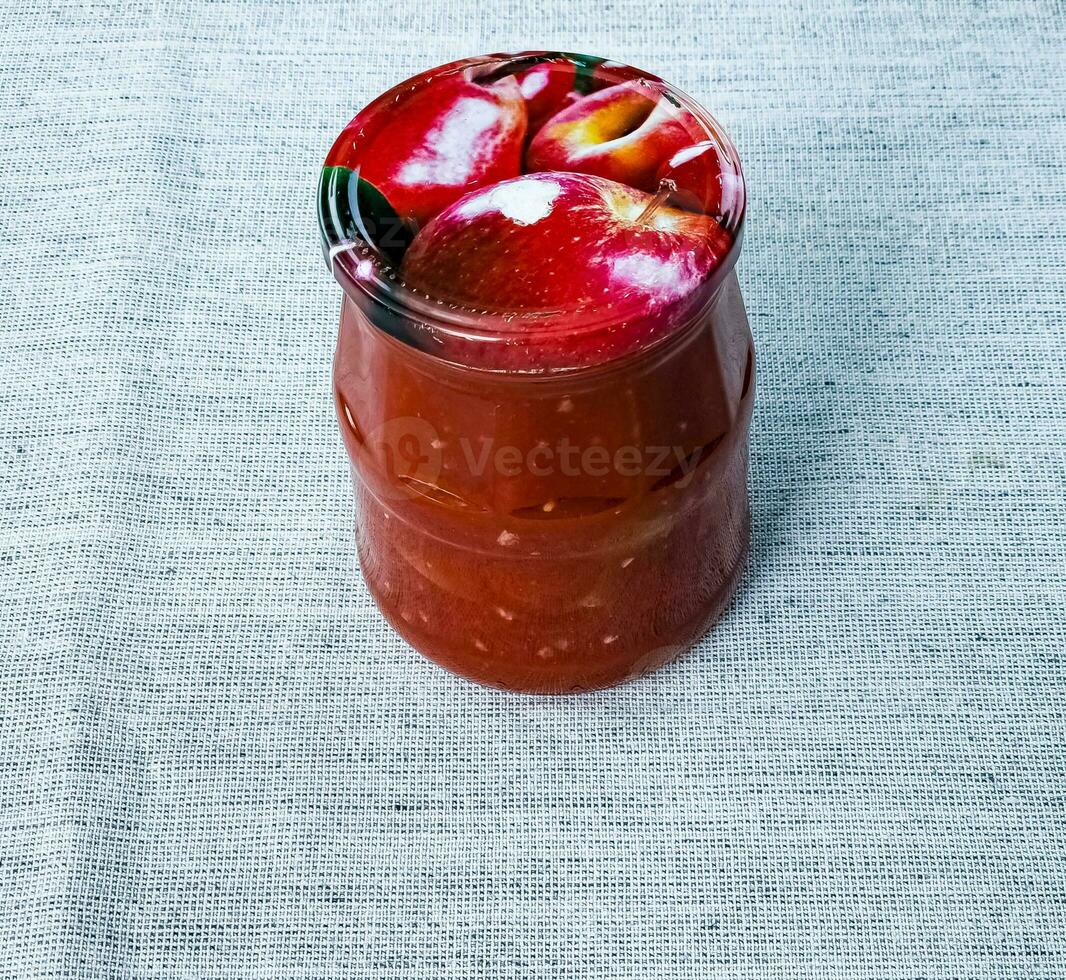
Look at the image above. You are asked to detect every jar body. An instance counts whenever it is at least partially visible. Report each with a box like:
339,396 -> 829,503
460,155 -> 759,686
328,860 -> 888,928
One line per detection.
333,272 -> 754,693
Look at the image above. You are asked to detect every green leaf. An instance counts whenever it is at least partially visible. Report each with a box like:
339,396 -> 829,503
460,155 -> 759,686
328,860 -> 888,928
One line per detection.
318,165 -> 353,250
563,52 -> 606,95
317,165 -> 413,265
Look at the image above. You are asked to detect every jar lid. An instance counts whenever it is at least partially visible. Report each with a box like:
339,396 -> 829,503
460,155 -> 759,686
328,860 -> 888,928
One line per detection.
318,52 -> 746,371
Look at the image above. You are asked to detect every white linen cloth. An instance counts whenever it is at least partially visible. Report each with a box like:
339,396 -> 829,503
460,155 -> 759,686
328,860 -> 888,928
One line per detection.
1,1 -> 1064,976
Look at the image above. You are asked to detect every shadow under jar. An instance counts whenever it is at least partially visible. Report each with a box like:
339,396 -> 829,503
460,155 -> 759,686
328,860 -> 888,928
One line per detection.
320,52 -> 754,693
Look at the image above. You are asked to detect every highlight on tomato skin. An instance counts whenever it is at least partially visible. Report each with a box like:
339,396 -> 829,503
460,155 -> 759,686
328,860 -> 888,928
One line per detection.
325,69 -> 527,228
657,140 -> 730,217
398,172 -> 732,370
525,81 -> 708,193
512,59 -> 580,130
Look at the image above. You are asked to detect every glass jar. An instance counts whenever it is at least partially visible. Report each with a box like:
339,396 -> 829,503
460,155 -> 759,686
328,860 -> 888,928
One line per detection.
320,52 -> 753,693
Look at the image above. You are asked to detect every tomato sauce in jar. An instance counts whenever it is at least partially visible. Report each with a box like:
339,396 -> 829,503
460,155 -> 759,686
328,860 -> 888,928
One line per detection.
320,52 -> 753,692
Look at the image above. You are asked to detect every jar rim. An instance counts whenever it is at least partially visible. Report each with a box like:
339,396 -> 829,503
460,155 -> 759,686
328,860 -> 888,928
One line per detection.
318,51 -> 747,367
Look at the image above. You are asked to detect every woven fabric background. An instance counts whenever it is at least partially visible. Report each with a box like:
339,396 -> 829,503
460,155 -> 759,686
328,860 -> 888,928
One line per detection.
2,0 -> 1064,977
